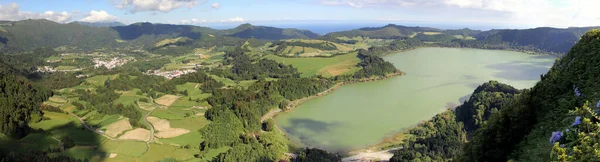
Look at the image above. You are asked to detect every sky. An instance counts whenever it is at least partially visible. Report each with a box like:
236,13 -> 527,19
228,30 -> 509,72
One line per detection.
1,0 -> 599,30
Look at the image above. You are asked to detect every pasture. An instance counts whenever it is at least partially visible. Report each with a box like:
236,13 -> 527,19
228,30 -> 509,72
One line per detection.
264,52 -> 361,77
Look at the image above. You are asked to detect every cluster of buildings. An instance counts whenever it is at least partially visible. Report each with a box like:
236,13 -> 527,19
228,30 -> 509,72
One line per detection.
147,69 -> 197,79
93,57 -> 130,69
37,66 -> 58,73
36,66 -> 82,73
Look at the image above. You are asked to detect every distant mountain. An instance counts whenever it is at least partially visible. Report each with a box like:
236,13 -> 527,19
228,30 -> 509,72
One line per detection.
73,21 -> 125,27
325,24 -> 441,39
0,19 -> 121,51
0,20 -> 317,52
470,27 -> 597,53
227,23 -> 319,40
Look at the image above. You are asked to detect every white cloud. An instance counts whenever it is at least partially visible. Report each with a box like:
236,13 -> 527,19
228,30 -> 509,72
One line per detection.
220,17 -> 245,23
319,0 -> 600,27
179,17 -> 245,24
0,2 -> 73,23
115,0 -> 204,13
180,18 -> 207,24
80,10 -> 117,22
211,3 -> 220,9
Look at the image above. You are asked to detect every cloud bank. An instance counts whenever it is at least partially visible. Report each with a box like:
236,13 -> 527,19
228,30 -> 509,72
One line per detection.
0,3 -> 73,23
80,10 -> 118,22
115,0 -> 203,13
319,0 -> 600,27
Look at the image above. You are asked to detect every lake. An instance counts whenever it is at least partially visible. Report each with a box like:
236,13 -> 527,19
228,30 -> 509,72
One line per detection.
274,47 -> 556,152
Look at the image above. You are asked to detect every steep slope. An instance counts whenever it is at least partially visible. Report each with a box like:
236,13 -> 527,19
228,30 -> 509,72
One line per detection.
228,23 -> 319,40
325,24 -> 441,39
460,29 -> 600,161
0,19 -> 121,51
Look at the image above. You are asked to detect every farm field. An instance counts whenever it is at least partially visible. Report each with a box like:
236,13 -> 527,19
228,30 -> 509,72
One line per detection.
264,52 -> 361,77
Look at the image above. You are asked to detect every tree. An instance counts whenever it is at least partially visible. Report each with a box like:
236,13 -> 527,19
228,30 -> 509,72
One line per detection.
62,136 -> 75,149
263,119 -> 275,132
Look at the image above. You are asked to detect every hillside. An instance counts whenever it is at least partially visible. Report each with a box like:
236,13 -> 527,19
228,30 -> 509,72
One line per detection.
470,27 -> 597,53
0,20 -> 318,52
324,24 -> 441,39
73,21 -> 125,27
459,28 -> 600,161
228,23 -> 319,40
0,19 -> 121,51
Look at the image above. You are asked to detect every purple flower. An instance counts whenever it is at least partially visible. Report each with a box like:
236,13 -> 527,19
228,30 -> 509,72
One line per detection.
572,116 -> 582,127
574,87 -> 581,97
596,100 -> 600,108
566,128 -> 570,132
550,131 -> 563,144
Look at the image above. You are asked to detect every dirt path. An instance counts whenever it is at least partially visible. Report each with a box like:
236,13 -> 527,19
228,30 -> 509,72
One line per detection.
143,96 -> 160,143
261,109 -> 281,122
341,147 -> 402,162
144,109 -> 156,143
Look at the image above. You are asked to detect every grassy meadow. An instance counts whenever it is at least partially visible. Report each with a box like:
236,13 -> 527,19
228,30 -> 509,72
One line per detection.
264,52 -> 361,77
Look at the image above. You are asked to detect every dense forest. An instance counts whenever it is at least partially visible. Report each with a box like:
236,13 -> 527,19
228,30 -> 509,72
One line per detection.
454,81 -> 520,134
0,68 -> 53,138
270,40 -> 338,54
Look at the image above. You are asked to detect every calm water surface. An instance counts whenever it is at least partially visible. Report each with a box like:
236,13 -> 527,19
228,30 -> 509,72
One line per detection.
275,47 -> 555,152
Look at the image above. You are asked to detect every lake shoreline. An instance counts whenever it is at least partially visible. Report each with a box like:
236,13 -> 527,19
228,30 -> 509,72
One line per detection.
270,47 -> 554,158
267,71 -> 405,154
286,71 -> 405,111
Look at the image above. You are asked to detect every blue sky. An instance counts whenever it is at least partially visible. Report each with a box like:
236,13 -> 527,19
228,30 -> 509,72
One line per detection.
0,0 -> 599,29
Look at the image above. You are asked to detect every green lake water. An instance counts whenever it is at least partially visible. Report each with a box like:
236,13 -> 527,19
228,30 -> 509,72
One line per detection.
275,47 -> 556,152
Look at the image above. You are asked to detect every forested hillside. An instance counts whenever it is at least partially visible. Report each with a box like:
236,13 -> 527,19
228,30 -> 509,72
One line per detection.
459,28 -> 600,161
468,27 -> 597,54
325,24 -> 440,39
0,20 -> 318,52
229,24 -> 319,40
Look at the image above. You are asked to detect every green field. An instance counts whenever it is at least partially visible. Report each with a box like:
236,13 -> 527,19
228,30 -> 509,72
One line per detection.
136,143 -> 199,161
264,52 -> 361,77
158,131 -> 204,147
101,140 -> 148,157
114,89 -> 150,106
85,75 -> 118,86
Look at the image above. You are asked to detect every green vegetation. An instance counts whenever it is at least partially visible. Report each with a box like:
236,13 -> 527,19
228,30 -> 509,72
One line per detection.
264,52 -> 360,77
325,24 -> 440,39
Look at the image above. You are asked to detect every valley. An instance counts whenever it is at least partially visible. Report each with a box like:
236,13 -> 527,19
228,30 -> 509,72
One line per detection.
0,16 -> 598,162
